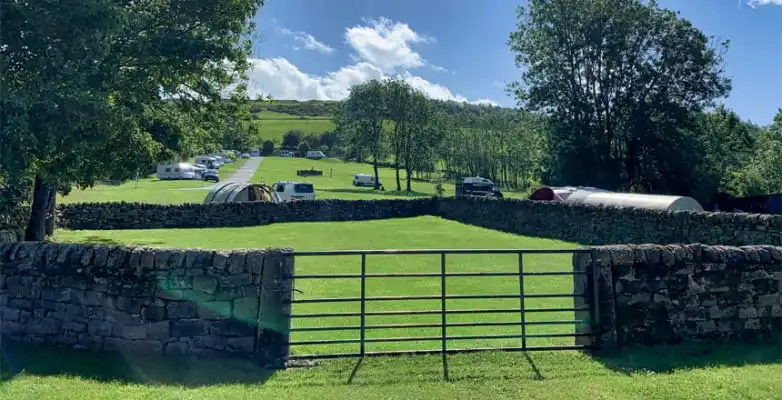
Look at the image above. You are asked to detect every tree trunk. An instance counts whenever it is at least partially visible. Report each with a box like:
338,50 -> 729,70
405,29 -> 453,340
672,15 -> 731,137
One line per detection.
395,163 -> 401,192
25,175 -> 53,241
45,186 -> 57,236
373,159 -> 380,190
405,167 -> 413,192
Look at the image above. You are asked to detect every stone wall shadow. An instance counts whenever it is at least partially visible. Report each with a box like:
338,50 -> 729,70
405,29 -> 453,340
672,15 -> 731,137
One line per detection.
0,341 -> 275,388
592,341 -> 782,375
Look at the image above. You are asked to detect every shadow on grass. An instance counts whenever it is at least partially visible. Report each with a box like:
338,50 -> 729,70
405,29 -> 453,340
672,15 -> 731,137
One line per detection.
67,236 -> 167,247
0,342 -> 275,388
320,188 -> 431,198
592,340 -> 782,375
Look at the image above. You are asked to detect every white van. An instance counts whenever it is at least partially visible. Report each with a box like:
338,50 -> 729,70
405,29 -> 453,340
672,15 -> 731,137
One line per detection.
271,181 -> 316,202
156,163 -> 199,180
306,150 -> 325,160
195,156 -> 219,169
353,173 -> 380,187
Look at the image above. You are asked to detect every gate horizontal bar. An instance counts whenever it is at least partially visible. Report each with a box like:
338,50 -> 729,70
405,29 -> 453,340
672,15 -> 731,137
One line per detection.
291,306 -> 589,318
283,248 -> 588,256
288,293 -> 584,304
290,319 -> 586,332
289,332 -> 591,346
286,345 -> 593,360
287,270 -> 585,279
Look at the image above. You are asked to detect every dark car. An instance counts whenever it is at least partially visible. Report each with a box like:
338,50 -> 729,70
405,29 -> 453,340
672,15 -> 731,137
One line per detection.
203,170 -> 220,182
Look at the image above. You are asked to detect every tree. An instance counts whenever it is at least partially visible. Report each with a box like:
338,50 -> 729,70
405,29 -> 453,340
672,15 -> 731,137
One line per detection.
262,140 -> 275,156
298,142 -> 310,158
340,80 -> 387,189
319,131 -> 340,153
2,0 -> 265,240
384,79 -> 414,191
508,0 -> 731,195
282,130 -> 302,149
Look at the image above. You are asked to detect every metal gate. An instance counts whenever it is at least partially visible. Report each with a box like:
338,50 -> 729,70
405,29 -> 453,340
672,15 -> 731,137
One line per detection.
282,249 -> 598,362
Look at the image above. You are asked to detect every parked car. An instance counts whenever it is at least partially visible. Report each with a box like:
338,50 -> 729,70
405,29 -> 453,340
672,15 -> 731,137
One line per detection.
271,181 -> 315,202
353,173 -> 381,187
202,169 -> 220,182
306,150 -> 326,160
195,156 -> 220,169
279,150 -> 295,158
455,176 -> 503,198
241,153 -> 250,159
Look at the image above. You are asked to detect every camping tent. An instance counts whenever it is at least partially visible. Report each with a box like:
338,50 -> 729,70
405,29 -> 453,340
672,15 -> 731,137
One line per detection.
203,182 -> 281,204
564,190 -> 704,212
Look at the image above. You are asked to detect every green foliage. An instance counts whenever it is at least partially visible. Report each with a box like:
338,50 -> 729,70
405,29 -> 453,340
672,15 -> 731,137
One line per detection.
508,0 -> 731,202
282,130 -> 302,149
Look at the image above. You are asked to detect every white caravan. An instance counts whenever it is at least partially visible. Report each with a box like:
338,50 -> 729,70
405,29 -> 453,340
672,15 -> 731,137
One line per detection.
156,163 -> 199,180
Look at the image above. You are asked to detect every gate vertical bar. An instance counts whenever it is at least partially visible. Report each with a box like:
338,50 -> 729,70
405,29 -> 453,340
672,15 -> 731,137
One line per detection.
590,248 -> 600,350
440,252 -> 449,380
518,252 -> 527,350
359,253 -> 367,357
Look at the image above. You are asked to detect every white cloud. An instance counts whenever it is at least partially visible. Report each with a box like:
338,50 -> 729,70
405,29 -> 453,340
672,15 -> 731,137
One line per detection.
747,0 -> 782,7
430,64 -> 450,73
279,28 -> 334,54
344,17 -> 433,72
248,18 -> 497,106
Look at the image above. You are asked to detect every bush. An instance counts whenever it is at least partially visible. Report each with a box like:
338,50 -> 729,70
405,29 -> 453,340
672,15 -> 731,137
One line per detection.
262,140 -> 275,156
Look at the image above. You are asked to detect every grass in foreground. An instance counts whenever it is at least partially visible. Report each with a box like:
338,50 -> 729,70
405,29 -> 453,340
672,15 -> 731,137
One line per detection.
2,341 -> 781,399
58,159 -> 247,205
55,217 -> 580,354
251,157 -> 528,200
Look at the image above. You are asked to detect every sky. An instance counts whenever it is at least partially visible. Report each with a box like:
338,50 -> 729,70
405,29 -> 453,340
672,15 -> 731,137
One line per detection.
247,0 -> 782,125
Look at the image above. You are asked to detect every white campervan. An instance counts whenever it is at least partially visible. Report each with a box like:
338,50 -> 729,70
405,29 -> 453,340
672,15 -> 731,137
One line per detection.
306,150 -> 325,160
352,173 -> 380,187
195,156 -> 219,169
156,163 -> 199,180
271,181 -> 316,202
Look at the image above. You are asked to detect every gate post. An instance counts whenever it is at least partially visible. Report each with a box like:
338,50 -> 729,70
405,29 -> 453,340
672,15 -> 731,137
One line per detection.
256,248 -> 294,368
573,247 -> 617,353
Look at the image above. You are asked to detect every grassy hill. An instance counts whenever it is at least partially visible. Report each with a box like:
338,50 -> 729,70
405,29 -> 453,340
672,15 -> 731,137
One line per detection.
241,99 -> 519,145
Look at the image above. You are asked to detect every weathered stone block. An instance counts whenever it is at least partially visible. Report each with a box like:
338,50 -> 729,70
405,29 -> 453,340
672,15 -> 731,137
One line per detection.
197,301 -> 231,320
88,320 -> 113,336
167,301 -> 196,319
116,324 -> 147,340
147,321 -> 170,340
142,305 -> 167,321
171,319 -> 209,337
227,337 -> 255,353
133,340 -> 163,353
193,277 -> 218,295
233,297 -> 259,321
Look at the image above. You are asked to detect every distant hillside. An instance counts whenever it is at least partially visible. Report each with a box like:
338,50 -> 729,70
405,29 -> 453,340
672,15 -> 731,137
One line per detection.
241,99 -> 520,144
247,99 -> 517,119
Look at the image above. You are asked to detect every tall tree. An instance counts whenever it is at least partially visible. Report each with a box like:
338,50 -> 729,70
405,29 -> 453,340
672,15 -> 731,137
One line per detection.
384,79 -> 414,191
340,80 -> 387,189
508,0 -> 731,195
1,0 -> 264,240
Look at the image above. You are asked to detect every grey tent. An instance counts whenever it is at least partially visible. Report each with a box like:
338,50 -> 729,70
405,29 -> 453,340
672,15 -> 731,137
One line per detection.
203,182 -> 281,204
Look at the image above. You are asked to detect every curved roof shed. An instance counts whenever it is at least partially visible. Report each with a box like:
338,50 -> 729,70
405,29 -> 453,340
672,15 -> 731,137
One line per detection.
565,190 -> 704,212
203,182 -> 281,204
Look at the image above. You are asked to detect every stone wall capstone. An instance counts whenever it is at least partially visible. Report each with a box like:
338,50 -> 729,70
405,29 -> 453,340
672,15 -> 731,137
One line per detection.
0,242 -> 294,366
436,198 -> 782,245
574,244 -> 782,349
57,199 -> 436,230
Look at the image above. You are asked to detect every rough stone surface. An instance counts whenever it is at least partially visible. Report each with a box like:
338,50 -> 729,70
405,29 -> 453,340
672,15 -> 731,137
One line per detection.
56,198 -> 782,246
56,199 -> 437,230
0,230 -> 20,245
436,198 -> 782,246
577,244 -> 782,349
0,242 -> 294,364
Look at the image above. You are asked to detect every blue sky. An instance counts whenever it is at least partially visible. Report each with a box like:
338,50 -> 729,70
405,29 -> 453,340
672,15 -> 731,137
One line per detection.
248,0 -> 782,125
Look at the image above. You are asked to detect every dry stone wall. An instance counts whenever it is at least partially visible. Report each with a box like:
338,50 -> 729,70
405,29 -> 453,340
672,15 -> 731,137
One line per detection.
0,242 -> 294,366
57,199 -> 436,230
436,198 -> 782,245
574,244 -> 782,349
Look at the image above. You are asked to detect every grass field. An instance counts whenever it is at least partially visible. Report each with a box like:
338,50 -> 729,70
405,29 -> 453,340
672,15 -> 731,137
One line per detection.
248,116 -> 335,144
21,217 -> 782,398
252,157 -> 528,200
58,159 -> 247,205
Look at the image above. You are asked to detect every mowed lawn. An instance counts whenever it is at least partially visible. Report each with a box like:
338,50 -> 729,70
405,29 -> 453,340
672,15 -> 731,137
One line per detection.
15,217 -> 782,399
57,159 -> 247,205
252,157 -> 528,200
